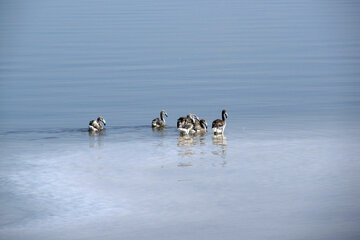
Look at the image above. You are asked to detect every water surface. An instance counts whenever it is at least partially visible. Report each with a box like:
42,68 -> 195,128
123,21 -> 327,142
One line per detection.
1,0 -> 360,239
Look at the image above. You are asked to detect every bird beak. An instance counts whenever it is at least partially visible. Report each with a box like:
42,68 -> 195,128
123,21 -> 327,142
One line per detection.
102,119 -> 106,125
165,113 -> 168,117
225,113 -> 228,118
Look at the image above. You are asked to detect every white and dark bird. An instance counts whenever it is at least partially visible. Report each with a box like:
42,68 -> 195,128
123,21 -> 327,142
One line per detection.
177,113 -> 199,135
89,116 -> 106,132
152,110 -> 168,128
193,119 -> 208,134
212,109 -> 228,135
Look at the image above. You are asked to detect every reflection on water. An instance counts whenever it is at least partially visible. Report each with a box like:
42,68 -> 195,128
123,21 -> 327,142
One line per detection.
177,135 -> 195,157
177,162 -> 193,167
177,136 -> 195,147
177,135 -> 208,157
212,135 -> 227,160
177,135 -> 207,147
198,135 -> 207,145
176,134 -> 226,167
152,127 -> 167,147
212,135 -> 227,146
152,127 -> 165,134
88,131 -> 105,148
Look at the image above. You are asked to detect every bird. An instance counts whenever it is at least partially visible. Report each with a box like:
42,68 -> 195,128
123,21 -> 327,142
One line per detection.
212,109 -> 228,135
89,116 -> 106,132
193,119 -> 208,134
152,110 -> 168,128
177,113 -> 199,135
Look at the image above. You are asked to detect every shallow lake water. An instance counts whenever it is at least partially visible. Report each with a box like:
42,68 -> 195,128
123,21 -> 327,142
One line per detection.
1,0 -> 360,239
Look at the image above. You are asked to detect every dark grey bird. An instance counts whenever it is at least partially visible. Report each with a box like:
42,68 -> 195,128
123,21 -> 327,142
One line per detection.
152,110 -> 168,128
212,109 -> 228,135
89,116 -> 106,132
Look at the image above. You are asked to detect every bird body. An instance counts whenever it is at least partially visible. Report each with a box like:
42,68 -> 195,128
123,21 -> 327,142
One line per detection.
152,110 -> 168,128
192,119 -> 208,134
89,116 -> 106,132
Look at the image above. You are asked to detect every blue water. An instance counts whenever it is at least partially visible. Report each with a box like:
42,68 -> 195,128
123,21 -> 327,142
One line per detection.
1,0 -> 360,239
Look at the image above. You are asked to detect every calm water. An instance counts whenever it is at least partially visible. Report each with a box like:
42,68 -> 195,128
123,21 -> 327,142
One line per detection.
1,0 -> 360,239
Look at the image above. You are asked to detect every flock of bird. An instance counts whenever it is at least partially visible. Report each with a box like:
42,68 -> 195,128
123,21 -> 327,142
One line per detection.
88,109 -> 228,135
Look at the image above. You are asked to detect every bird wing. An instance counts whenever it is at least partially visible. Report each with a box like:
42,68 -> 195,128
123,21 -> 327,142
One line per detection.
89,120 -> 100,129
212,119 -> 224,128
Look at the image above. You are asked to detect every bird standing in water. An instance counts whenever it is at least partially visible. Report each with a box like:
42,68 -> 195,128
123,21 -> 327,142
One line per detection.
212,110 -> 228,135
89,116 -> 106,132
152,110 -> 168,128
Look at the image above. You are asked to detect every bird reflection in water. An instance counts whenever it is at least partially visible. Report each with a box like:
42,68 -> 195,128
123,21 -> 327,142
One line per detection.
177,135 -> 195,147
177,135 -> 208,166
177,135 -> 195,167
152,127 -> 168,147
88,130 -> 105,148
177,135 -> 195,155
198,135 -> 207,146
177,134 -> 207,147
212,135 -> 227,146
152,127 -> 165,134
212,135 -> 227,163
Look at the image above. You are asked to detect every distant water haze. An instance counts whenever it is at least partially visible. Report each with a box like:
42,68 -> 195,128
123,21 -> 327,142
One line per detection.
1,0 -> 359,129
1,0 -> 360,239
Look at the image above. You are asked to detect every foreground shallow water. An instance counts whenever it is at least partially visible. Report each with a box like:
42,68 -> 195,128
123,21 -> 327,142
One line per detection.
1,122 -> 360,240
